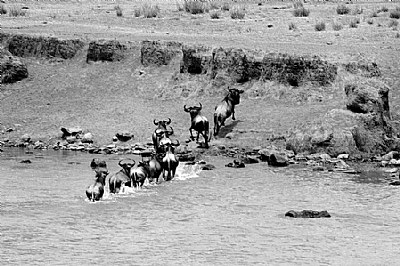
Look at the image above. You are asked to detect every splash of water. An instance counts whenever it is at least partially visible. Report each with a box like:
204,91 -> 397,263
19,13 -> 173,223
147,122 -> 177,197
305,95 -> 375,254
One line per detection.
174,162 -> 203,181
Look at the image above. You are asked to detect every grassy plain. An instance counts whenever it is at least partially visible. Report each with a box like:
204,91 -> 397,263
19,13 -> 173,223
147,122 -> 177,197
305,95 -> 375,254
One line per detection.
0,0 -> 399,151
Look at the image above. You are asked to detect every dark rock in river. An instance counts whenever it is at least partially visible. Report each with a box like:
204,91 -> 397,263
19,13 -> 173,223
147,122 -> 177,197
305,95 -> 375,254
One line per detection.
285,210 -> 331,218
115,131 -> 134,142
225,159 -> 245,168
201,164 -> 216,170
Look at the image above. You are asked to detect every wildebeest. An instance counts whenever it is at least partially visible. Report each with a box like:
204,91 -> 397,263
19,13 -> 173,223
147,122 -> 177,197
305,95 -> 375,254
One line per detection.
162,141 -> 180,181
152,118 -> 172,153
149,153 -> 164,183
86,159 -> 109,202
183,103 -> 210,148
130,160 -> 151,188
107,159 -> 136,193
213,88 -> 244,136
156,126 -> 174,154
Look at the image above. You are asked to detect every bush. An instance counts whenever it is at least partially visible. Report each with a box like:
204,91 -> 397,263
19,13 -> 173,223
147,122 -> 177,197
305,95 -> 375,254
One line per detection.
209,2 -> 220,10
293,7 -> 310,17
134,7 -> 141,17
367,18 -> 374,25
389,10 -> 400,19
352,5 -> 363,15
293,1 -> 304,9
396,32 -> 400,38
389,19 -> 399,28
210,10 -> 220,19
230,6 -> 245,19
221,2 -> 230,11
183,0 -> 208,14
9,6 -> 26,17
378,6 -> 388,13
332,21 -> 343,31
114,5 -> 123,17
349,19 -> 358,28
315,21 -> 326,31
142,4 -> 160,18
288,22 -> 297,30
370,10 -> 378,17
0,4 -> 7,15
336,4 -> 350,15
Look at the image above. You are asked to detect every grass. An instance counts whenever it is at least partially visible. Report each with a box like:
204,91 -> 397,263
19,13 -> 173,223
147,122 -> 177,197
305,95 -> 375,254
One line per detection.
134,7 -> 141,17
0,4 -> 7,15
396,32 -> 400,38
293,7 -> 310,17
288,22 -> 297,31
389,10 -> 400,19
367,18 -> 374,25
221,2 -> 230,11
349,19 -> 359,28
332,21 -> 343,31
351,5 -> 363,15
183,0 -> 208,14
293,1 -> 304,9
9,5 -> 26,17
210,10 -> 220,19
378,6 -> 388,13
114,5 -> 123,17
315,21 -> 326,31
336,4 -> 350,15
370,10 -> 378,17
142,4 -> 160,18
230,6 -> 245,19
389,19 -> 399,28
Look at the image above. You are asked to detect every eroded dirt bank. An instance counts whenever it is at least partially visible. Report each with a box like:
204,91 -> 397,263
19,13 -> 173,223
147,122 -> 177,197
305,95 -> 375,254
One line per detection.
0,32 -> 399,168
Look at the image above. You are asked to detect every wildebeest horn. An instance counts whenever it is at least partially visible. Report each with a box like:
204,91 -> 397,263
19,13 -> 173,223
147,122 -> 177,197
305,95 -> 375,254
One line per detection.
183,105 -> 189,112
198,102 -> 202,110
118,159 -> 135,168
173,139 -> 180,146
153,119 -> 159,125
166,118 -> 171,125
168,126 -> 174,136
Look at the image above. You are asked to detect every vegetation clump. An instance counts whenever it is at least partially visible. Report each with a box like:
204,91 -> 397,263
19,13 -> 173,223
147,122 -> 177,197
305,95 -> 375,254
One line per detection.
230,6 -> 245,19
114,5 -> 123,17
288,22 -> 297,31
336,4 -> 350,15
210,10 -> 220,19
0,4 -> 7,15
315,21 -> 326,31
389,9 -> 400,19
221,2 -> 230,11
9,5 -> 26,17
293,7 -> 310,17
332,21 -> 343,31
183,0 -> 208,14
349,19 -> 359,28
142,4 -> 160,18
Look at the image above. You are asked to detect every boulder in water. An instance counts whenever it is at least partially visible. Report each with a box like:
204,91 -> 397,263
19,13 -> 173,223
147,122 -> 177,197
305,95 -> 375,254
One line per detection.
285,210 -> 331,218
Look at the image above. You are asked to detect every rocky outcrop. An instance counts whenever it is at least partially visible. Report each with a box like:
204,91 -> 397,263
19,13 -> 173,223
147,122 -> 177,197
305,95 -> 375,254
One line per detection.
1,33 -> 84,59
285,210 -> 331,218
180,45 -> 337,86
286,78 -> 397,157
86,40 -> 126,62
141,40 -> 182,67
0,48 -> 28,83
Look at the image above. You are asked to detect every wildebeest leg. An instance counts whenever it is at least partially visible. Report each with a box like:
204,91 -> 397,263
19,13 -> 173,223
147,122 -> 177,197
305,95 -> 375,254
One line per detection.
189,128 -> 195,140
196,130 -> 200,143
232,106 -> 236,120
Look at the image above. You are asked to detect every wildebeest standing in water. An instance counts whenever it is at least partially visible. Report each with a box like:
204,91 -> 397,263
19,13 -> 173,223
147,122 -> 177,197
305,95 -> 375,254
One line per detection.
152,118 -> 172,153
214,88 -> 244,136
183,103 -> 210,148
149,153 -> 164,183
162,141 -> 180,181
86,159 -> 109,201
130,160 -> 151,188
107,159 -> 136,193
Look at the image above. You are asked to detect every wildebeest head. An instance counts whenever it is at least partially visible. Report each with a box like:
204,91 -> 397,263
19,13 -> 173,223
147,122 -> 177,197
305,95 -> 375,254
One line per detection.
184,103 -> 203,119
164,139 -> 180,153
118,158 -> 135,174
90,158 -> 107,170
156,126 -> 174,138
226,88 -> 244,105
153,118 -> 172,128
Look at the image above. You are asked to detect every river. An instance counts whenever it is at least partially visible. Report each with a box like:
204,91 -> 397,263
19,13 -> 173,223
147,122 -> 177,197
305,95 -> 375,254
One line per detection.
1,148 -> 399,265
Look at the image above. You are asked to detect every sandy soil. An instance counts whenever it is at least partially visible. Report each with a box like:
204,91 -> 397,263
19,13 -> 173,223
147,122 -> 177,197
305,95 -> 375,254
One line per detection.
1,0 -> 399,150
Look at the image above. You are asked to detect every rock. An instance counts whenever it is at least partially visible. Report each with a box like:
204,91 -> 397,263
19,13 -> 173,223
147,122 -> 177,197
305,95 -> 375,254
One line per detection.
345,77 -> 390,119
225,132 -> 236,139
81,132 -> 94,143
337,154 -> 349,160
0,48 -> 28,84
178,153 -> 196,162
201,164 -> 216,170
86,40 -> 127,62
20,159 -> 32,164
269,153 -> 288,167
285,210 -> 331,218
242,155 -> 260,164
60,127 -> 83,138
141,40 -> 182,67
382,151 -> 400,161
115,131 -> 134,142
225,159 -> 245,168
389,181 -> 400,186
20,134 -> 31,143
2,33 -> 84,59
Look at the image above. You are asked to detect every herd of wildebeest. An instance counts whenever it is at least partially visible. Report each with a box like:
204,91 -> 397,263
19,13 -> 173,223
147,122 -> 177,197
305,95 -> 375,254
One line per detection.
86,88 -> 244,201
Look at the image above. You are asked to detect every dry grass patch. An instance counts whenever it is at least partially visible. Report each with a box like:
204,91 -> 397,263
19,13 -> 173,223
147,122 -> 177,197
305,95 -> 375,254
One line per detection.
367,18 -> 374,25
293,7 -> 310,17
183,0 -> 208,14
390,9 -> 400,19
114,5 -> 123,17
389,19 -> 399,28
9,5 -> 26,17
142,4 -> 160,18
0,4 -> 7,15
288,22 -> 297,31
332,21 -> 343,31
315,21 -> 326,31
221,2 -> 230,11
230,6 -> 245,19
349,18 -> 359,28
210,9 -> 220,19
336,4 -> 350,15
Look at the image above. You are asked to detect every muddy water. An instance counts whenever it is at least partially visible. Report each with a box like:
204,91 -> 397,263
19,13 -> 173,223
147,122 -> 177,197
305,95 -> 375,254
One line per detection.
1,148 -> 399,265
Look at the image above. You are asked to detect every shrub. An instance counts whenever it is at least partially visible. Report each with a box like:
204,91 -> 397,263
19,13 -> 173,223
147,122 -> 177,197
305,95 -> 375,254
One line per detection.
336,4 -> 350,15
396,32 -> 400,38
134,7 -> 141,17
332,21 -> 343,31
183,0 -> 208,14
9,6 -> 26,17
389,19 -> 399,28
114,5 -> 123,17
378,6 -> 388,13
288,22 -> 297,30
209,2 -> 220,10
221,2 -> 230,11
0,4 -> 7,15
367,18 -> 374,25
293,1 -> 304,9
370,11 -> 378,17
293,7 -> 310,17
315,21 -> 326,31
389,10 -> 400,19
210,10 -> 220,19
142,4 -> 160,18
349,19 -> 358,28
352,5 -> 363,15
230,6 -> 245,19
